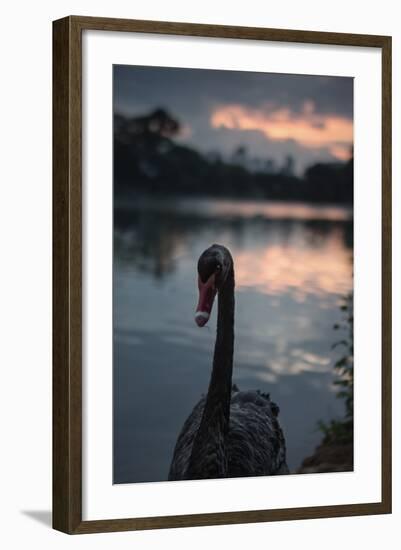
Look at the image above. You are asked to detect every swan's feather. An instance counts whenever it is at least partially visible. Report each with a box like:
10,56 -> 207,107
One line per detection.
168,386 -> 289,480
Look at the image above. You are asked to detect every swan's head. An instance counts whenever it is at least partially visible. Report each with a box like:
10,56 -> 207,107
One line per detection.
195,244 -> 233,327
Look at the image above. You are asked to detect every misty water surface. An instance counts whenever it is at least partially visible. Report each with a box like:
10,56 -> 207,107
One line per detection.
113,198 -> 353,483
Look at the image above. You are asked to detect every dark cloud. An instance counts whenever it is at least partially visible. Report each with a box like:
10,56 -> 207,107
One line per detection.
114,65 -> 353,173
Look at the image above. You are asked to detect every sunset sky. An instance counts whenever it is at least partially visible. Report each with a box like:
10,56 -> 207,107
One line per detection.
114,65 -> 353,175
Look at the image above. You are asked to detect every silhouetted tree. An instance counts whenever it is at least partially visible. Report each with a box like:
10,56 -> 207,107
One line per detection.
280,154 -> 295,176
231,145 -> 248,168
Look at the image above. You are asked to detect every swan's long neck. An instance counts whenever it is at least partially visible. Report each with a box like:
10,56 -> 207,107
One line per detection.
187,266 -> 235,479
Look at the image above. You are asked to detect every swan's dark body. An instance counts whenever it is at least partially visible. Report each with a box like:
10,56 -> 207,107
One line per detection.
168,244 -> 289,481
169,387 -> 288,480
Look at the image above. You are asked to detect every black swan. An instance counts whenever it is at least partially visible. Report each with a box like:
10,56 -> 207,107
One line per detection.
168,244 -> 289,481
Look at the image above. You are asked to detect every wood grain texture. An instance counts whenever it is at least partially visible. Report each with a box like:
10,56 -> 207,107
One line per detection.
381,36 -> 392,514
75,502 -> 388,534
52,16 -> 82,534
52,15 -> 392,534
70,15 -> 390,47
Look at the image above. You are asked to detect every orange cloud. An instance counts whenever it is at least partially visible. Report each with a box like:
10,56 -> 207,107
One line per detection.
329,144 -> 352,161
210,101 -> 353,160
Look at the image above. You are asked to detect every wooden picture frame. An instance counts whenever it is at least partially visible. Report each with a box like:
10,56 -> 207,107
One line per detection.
53,15 -> 392,534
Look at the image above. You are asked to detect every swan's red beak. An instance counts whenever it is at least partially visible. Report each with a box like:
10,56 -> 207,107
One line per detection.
195,273 -> 217,327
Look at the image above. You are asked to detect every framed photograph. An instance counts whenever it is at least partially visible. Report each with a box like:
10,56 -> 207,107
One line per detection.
53,16 -> 392,534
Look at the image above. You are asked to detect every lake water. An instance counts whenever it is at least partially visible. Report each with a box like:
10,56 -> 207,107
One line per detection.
113,197 -> 353,483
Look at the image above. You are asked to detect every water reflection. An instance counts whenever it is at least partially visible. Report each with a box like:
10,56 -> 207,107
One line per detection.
113,198 -> 353,483
235,231 -> 352,300
115,198 -> 352,293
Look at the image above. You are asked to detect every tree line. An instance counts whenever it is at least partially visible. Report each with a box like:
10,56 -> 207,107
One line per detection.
114,108 -> 353,204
